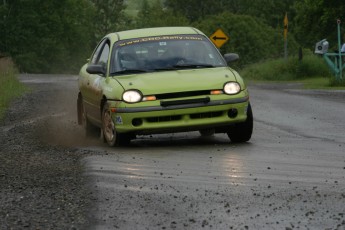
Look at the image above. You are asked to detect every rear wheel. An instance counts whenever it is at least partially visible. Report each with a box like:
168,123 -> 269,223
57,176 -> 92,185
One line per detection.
227,103 -> 253,143
102,104 -> 132,146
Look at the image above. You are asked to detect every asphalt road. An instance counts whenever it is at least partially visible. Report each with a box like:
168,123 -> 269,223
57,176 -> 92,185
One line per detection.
83,82 -> 345,230
1,74 -> 345,229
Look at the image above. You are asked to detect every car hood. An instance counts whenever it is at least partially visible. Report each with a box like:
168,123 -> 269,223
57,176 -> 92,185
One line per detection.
113,67 -> 239,95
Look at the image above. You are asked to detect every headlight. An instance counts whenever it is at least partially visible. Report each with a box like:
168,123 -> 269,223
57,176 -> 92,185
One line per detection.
224,82 -> 241,95
123,90 -> 142,103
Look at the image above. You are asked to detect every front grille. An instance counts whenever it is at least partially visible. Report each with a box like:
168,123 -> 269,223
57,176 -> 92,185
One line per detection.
161,97 -> 210,107
190,111 -> 223,119
144,111 -> 224,124
155,90 -> 210,100
146,115 -> 182,123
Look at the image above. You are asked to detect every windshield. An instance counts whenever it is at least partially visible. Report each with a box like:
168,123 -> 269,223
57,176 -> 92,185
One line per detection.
110,35 -> 227,74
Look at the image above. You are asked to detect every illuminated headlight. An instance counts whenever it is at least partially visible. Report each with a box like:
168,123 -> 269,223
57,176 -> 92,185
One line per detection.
123,90 -> 142,103
224,82 -> 241,95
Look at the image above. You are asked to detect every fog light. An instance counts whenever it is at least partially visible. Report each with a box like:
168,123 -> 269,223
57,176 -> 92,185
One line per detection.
132,118 -> 142,127
228,108 -> 238,118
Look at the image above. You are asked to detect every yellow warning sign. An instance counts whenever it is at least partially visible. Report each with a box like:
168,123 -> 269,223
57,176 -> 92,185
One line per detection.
210,29 -> 229,48
284,12 -> 288,40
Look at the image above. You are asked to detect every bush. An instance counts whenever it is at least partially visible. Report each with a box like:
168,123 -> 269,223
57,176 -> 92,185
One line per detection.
329,78 -> 345,87
0,58 -> 26,119
241,54 -> 333,81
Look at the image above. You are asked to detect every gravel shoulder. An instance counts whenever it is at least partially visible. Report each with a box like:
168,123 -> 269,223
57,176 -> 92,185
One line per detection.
0,75 -> 93,229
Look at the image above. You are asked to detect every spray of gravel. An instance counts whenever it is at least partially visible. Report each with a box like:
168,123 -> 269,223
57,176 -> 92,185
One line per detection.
21,75 -> 103,148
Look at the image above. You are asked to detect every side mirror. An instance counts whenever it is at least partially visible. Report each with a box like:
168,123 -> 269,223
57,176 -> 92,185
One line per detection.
224,53 -> 239,63
86,64 -> 106,76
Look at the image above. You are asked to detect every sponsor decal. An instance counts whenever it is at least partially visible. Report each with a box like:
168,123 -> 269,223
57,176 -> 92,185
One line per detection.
93,77 -> 101,88
117,35 -> 204,47
115,116 -> 123,124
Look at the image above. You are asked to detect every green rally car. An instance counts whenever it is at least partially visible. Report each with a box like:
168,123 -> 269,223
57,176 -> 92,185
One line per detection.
77,27 -> 253,146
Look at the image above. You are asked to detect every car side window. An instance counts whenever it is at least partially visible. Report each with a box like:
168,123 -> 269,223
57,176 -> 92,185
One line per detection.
90,39 -> 110,66
98,43 -> 110,67
91,39 -> 106,64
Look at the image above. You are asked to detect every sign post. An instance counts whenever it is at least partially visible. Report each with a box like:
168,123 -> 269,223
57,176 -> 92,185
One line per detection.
337,19 -> 343,80
210,29 -> 229,48
284,12 -> 288,60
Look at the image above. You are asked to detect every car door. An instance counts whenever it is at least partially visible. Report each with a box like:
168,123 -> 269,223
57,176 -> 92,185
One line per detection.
83,39 -> 110,126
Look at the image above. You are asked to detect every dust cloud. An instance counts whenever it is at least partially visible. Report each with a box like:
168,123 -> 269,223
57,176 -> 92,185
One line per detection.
20,74 -> 102,148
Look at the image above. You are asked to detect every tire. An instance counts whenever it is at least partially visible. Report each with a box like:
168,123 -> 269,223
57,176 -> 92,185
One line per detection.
102,104 -> 132,146
199,129 -> 215,136
227,103 -> 253,143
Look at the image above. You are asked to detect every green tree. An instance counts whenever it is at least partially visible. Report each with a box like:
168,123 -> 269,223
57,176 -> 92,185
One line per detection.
293,0 -> 345,49
136,0 -> 189,28
164,0 -> 225,22
136,0 -> 152,28
0,0 -> 96,73
164,0 -> 297,28
91,0 -> 129,39
222,0 -> 297,29
195,12 -> 299,67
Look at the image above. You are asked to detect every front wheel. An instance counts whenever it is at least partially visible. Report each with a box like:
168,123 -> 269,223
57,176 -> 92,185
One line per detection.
199,129 -> 215,136
227,103 -> 253,143
102,104 -> 132,146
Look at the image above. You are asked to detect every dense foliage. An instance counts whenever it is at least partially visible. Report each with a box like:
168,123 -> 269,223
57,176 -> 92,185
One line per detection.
0,0 -> 96,73
0,0 -> 344,73
195,12 -> 299,67
92,0 -> 129,41
164,0 -> 296,28
135,0 -> 189,28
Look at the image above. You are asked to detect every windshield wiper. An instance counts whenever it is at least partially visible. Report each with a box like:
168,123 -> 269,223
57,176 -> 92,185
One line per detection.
153,64 -> 215,72
111,69 -> 148,75
153,67 -> 178,71
172,64 -> 215,69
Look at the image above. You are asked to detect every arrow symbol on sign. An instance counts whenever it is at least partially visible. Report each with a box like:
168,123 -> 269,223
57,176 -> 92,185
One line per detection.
213,36 -> 227,40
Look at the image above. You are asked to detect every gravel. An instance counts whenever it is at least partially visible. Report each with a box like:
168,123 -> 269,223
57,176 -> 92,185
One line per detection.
0,76 -> 93,229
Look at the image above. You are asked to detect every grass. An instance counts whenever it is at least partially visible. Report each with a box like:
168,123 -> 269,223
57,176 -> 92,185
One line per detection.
0,58 -> 27,120
297,77 -> 344,89
240,54 -> 345,89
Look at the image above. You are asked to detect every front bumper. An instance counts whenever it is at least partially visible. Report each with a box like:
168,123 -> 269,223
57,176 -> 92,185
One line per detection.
108,92 -> 250,134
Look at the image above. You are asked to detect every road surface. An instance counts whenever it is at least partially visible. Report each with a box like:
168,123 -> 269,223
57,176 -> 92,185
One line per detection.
0,74 -> 344,229
83,82 -> 345,230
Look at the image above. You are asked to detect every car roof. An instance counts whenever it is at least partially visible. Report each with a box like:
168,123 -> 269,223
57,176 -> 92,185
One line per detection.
107,27 -> 205,42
